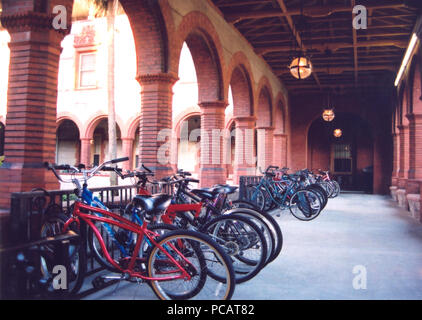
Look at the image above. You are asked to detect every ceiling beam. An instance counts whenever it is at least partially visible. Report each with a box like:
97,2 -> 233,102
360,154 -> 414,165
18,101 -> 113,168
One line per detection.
256,40 -> 408,55
227,3 -> 407,23
276,65 -> 396,76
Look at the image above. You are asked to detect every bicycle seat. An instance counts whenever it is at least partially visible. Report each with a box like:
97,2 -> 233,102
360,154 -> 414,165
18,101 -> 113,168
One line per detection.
190,189 -> 217,200
132,194 -> 171,213
210,184 -> 238,195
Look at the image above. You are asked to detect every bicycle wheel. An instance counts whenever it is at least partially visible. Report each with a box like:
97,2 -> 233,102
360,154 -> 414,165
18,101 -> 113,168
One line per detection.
88,216 -> 131,272
330,181 -> 341,198
224,204 -> 283,265
246,184 -> 267,211
306,184 -> 328,210
200,214 -> 267,283
147,230 -> 235,300
289,189 -> 322,221
40,213 -> 86,295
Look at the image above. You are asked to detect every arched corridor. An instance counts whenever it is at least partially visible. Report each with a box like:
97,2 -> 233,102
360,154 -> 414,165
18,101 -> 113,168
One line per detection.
0,0 -> 422,302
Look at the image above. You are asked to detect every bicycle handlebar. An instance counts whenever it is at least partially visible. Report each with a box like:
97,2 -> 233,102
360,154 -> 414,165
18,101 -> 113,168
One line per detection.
111,157 -> 129,164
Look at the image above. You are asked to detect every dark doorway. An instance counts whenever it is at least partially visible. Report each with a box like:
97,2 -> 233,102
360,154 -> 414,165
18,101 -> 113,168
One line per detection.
307,113 -> 374,192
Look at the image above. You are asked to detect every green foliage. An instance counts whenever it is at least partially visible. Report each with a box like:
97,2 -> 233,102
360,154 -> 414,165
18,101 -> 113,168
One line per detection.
0,156 -> 4,166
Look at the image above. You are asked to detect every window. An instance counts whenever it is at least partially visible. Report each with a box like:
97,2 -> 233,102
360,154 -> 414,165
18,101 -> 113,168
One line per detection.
78,52 -> 97,88
331,144 -> 352,174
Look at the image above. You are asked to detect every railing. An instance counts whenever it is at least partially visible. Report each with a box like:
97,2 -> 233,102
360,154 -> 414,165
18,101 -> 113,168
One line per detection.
0,232 -> 79,299
238,175 -> 262,200
1,182 -> 174,298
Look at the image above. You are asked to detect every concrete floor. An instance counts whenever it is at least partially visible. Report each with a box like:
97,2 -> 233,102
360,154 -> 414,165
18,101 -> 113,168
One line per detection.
83,193 -> 422,300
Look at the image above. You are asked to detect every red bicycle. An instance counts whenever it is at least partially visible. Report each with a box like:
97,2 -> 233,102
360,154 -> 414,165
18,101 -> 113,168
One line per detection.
44,159 -> 236,300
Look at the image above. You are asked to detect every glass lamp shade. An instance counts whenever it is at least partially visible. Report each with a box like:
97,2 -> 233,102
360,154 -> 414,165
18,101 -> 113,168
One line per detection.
333,129 -> 342,138
289,56 -> 312,79
322,109 -> 335,122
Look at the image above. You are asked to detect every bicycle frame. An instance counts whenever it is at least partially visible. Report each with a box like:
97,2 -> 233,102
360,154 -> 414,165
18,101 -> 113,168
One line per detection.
251,177 -> 293,209
63,200 -> 193,281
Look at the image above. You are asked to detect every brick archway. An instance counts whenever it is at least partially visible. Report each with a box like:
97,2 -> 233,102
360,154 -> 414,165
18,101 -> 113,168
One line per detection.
273,95 -> 288,167
83,114 -> 124,140
174,12 -> 227,186
226,51 -> 255,116
120,0 -> 170,74
57,113 -> 83,138
256,80 -> 274,173
173,11 -> 226,102
227,57 -> 256,182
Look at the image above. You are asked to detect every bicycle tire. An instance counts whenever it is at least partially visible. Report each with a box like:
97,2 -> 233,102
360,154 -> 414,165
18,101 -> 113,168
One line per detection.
147,230 -> 235,300
224,204 -> 283,265
40,213 -> 86,295
199,214 -> 267,284
289,189 -> 322,221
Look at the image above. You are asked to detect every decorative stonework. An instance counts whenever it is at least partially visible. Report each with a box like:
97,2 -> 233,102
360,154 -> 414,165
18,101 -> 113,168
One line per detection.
199,101 -> 228,109
0,11 -> 71,36
74,25 -> 97,48
407,194 -> 420,221
136,73 -> 179,85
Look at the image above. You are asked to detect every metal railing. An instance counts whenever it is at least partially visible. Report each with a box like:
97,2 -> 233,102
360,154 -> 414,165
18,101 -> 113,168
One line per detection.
238,175 -> 262,200
0,232 -> 79,299
2,182 -> 174,298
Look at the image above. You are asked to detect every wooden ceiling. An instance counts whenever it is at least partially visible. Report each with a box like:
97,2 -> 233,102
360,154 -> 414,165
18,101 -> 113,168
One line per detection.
211,0 -> 421,93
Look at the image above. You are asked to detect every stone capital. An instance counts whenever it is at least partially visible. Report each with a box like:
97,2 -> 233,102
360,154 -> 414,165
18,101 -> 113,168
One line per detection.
1,1 -> 73,37
198,101 -> 228,109
136,72 -> 179,86
255,126 -> 275,131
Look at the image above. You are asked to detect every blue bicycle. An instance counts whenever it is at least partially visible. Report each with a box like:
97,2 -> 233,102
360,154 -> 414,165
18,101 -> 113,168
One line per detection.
247,166 -> 322,221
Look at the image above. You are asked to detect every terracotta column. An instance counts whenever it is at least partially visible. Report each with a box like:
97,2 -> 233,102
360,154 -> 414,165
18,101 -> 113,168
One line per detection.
233,116 -> 256,184
121,138 -> 134,171
273,131 -> 288,168
80,138 -> 91,167
0,0 -> 73,210
413,114 -> 422,180
136,73 -> 178,179
199,101 -> 227,187
397,125 -> 406,188
391,132 -> 399,186
256,126 -> 274,173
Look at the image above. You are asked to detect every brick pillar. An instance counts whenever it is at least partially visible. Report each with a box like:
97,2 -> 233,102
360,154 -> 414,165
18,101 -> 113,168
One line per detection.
199,101 -> 227,187
136,73 -> 178,179
256,126 -> 274,172
233,116 -> 256,184
413,114 -> 422,180
80,138 -> 91,167
391,132 -> 399,186
273,132 -> 287,168
397,125 -> 406,188
0,1 -> 73,210
121,138 -> 134,171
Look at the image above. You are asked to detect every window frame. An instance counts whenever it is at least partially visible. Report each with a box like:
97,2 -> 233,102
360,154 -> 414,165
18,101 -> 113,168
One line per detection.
75,50 -> 97,90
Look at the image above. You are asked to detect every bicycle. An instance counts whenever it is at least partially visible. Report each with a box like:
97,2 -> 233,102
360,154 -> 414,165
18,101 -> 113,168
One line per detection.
120,167 -> 269,284
43,158 -> 236,300
246,166 -> 323,221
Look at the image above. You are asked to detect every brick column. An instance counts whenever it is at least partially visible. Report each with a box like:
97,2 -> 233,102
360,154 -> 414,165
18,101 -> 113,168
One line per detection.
136,73 -> 178,179
233,116 -> 256,184
397,125 -> 406,188
80,138 -> 91,167
0,1 -> 73,210
273,131 -> 288,168
199,101 -> 227,187
413,114 -> 422,180
256,126 -> 274,172
391,132 -> 399,186
121,138 -> 134,171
